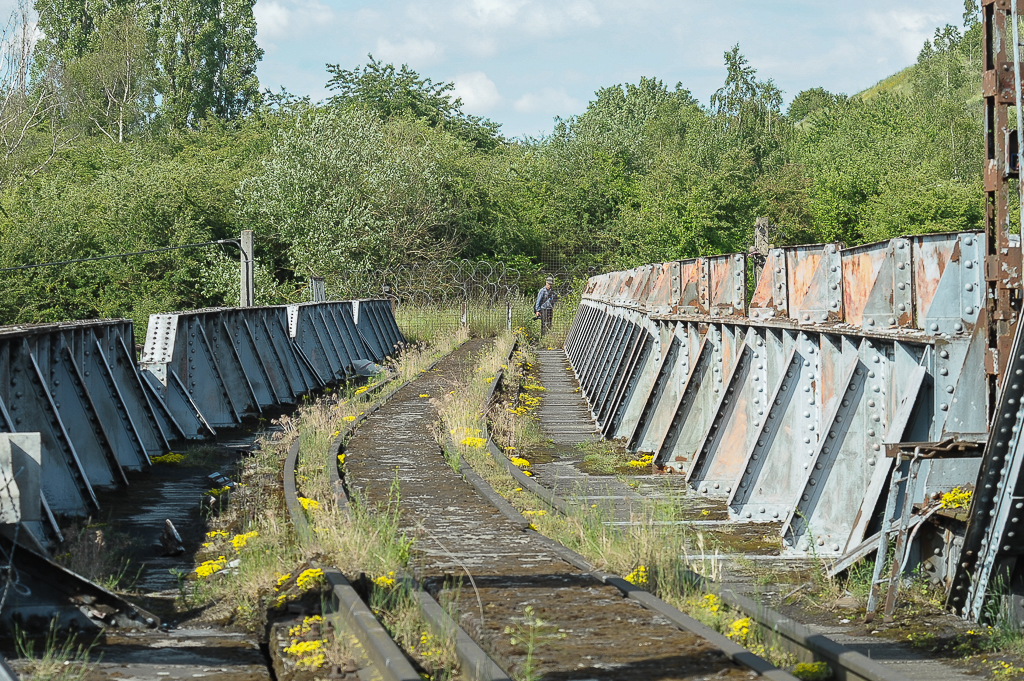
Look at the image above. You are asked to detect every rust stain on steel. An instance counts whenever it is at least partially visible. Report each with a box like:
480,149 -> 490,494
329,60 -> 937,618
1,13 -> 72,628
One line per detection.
748,260 -> 777,314
678,259 -> 706,313
645,263 -> 675,312
841,245 -> 887,327
818,345 -> 848,414
702,379 -> 754,488
786,248 -> 823,317
626,266 -> 652,306
913,235 -> 953,327
720,329 -> 735,383
706,255 -> 741,315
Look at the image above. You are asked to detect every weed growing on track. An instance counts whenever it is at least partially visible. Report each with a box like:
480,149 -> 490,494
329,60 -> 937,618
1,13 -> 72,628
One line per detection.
286,330 -> 467,678
13,619 -> 97,681
52,523 -> 139,591
440,335 -> 799,670
503,605 -> 567,681
183,330 -> 467,676
435,331 -> 516,469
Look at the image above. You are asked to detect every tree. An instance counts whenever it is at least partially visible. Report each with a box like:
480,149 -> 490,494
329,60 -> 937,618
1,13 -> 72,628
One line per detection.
788,88 -> 846,123
0,1 -> 76,191
239,107 -> 463,281
33,0 -> 131,67
570,76 -> 698,171
711,45 -> 758,116
66,8 -> 156,142
156,0 -> 263,129
326,56 -> 502,149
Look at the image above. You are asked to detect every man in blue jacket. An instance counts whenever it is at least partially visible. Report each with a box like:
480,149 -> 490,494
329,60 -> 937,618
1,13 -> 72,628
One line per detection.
535,276 -> 556,334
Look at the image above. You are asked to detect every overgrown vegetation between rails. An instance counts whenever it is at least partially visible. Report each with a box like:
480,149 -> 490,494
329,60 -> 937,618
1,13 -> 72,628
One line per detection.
436,332 -> 799,669
176,330 -> 468,679
394,292 -> 580,349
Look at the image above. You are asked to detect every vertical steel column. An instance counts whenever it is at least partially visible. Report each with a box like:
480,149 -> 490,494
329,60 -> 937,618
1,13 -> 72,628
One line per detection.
982,0 -> 1020,395
949,0 -> 1024,616
240,230 -> 255,308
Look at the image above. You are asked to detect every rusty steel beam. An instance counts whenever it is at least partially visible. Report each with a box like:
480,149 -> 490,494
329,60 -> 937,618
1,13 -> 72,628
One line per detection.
567,231 -> 1004,618
945,0 -> 1024,621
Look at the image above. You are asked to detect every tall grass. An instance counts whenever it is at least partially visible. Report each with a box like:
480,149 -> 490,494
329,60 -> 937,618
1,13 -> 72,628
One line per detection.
394,292 -> 578,348
395,299 -> 534,344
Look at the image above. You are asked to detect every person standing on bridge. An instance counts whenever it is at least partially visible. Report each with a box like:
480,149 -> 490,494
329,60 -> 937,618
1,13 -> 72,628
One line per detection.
535,276 -> 557,335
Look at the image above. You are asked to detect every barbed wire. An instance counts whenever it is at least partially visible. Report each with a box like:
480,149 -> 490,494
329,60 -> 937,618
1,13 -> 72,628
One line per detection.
330,260 -> 608,306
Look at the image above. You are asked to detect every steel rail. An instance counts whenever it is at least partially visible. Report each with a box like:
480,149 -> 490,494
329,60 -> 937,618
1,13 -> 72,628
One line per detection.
283,437 -> 422,681
471,341 -> 911,681
447,340 -> 806,681
289,340 -> 512,681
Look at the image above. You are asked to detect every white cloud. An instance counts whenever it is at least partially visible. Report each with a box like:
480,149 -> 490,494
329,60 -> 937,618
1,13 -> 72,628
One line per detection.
452,71 -> 503,112
375,37 -> 441,65
436,0 -> 601,36
859,8 -> 950,63
514,88 -> 583,115
254,0 -> 334,43
255,1 -> 290,40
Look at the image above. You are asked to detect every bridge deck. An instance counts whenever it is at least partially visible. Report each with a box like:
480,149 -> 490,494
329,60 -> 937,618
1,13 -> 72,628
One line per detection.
343,340 -> 754,680
534,349 -> 599,444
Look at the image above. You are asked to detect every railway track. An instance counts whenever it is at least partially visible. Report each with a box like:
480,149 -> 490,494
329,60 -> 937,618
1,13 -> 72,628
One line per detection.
483,344 -> 927,681
294,337 -> 800,681
281,339 -> 510,681
240,330 -> 938,681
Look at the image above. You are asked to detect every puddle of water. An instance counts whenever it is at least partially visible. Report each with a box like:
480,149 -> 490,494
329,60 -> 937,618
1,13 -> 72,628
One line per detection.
85,433 -> 262,593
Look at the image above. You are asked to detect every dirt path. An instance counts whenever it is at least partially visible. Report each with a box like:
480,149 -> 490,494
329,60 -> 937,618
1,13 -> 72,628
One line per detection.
343,338 -> 759,680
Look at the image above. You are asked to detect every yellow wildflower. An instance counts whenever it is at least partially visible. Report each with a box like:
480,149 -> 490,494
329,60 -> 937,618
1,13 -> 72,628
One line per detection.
625,565 -> 649,587
296,568 -> 324,591
941,487 -> 972,510
728,617 -> 751,642
701,594 -> 720,613
230,531 -> 258,551
194,556 -> 227,578
151,453 -> 185,464
373,571 -> 396,589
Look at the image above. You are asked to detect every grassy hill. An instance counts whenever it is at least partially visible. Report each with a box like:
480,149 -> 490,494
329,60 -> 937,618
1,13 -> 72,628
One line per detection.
855,65 -> 916,101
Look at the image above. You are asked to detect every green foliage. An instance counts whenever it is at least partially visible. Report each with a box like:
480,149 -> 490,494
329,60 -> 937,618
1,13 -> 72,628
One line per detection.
0,25 -> 993,330
35,0 -> 263,131
0,124 -> 279,337
239,107 -> 464,284
326,55 -> 502,149
64,7 -> 157,142
788,88 -> 846,124
155,0 -> 263,128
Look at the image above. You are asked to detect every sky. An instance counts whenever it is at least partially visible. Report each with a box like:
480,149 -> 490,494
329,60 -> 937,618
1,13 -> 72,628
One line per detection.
254,0 -> 963,139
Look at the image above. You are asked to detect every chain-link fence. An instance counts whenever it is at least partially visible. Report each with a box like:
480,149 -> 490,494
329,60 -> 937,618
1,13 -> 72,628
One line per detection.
331,261 -> 606,344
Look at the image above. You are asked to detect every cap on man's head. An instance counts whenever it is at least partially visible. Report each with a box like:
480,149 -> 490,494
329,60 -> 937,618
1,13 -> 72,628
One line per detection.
545,277 -> 554,284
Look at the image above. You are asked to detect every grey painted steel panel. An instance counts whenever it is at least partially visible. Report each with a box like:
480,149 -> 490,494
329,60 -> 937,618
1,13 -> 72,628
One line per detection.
569,231 -> 1006,579
0,300 -> 403,524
